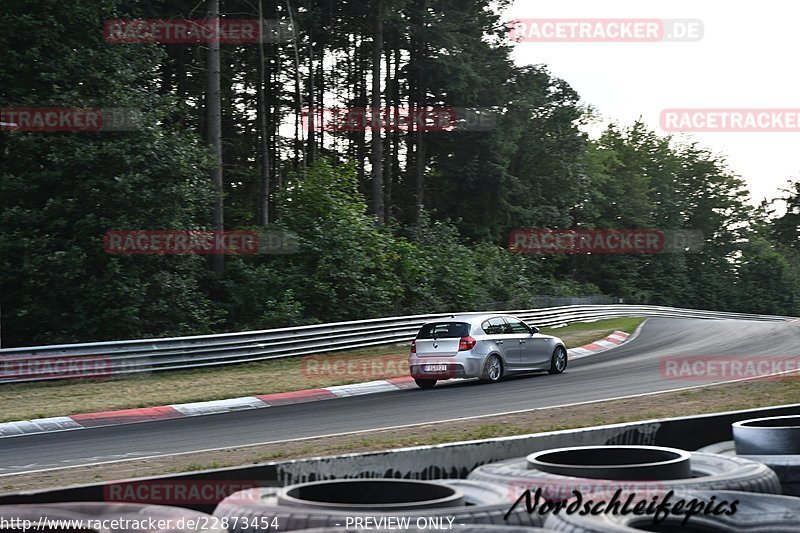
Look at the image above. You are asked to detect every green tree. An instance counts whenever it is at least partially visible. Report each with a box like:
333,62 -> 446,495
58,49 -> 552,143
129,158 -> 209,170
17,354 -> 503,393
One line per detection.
0,0 -> 219,345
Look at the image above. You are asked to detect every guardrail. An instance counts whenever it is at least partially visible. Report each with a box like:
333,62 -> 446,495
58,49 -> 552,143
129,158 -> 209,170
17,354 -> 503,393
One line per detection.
0,305 -> 796,383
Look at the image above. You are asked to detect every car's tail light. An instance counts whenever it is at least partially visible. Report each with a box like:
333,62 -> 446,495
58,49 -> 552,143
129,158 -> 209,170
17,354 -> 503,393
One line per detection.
410,339 -> 417,353
459,336 -> 477,351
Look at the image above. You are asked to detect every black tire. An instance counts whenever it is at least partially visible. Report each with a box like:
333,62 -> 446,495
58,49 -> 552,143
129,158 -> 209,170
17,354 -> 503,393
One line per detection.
467,452 -> 781,499
479,355 -> 503,384
415,378 -> 437,389
698,440 -> 800,496
543,490 -> 800,532
214,479 -> 544,532
0,502 -> 226,532
697,440 -> 736,455
548,346 -> 567,375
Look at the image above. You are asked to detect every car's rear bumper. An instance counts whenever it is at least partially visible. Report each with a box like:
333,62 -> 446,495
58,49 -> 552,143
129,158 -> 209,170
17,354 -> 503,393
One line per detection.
408,351 -> 486,379
409,363 -> 467,380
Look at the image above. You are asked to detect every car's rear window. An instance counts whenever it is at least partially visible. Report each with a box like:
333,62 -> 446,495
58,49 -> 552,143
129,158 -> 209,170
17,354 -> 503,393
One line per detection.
417,322 -> 470,339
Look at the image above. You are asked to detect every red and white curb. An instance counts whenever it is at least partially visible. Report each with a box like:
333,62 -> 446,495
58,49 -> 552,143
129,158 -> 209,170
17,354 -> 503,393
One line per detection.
568,330 -> 630,360
0,331 -> 630,438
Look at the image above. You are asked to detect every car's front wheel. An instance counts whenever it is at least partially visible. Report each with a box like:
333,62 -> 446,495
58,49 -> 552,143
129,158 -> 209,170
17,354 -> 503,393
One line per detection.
415,378 -> 436,389
548,345 -> 567,374
479,354 -> 503,384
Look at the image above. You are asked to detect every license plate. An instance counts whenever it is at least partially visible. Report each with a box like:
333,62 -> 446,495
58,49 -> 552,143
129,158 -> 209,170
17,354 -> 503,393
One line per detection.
423,365 -> 447,372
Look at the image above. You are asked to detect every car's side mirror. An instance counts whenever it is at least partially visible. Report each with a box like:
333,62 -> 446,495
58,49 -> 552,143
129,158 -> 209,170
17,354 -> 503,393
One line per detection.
530,326 -> 539,335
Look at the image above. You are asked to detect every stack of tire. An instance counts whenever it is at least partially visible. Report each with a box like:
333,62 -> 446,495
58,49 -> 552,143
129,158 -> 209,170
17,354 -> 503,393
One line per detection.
697,414 -> 800,496
211,417 -> 800,532
461,416 -> 800,531
213,478 -> 554,532
211,418 -> 800,532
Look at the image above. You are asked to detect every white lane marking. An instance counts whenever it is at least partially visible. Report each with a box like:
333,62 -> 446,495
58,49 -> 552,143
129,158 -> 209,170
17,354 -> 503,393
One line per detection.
5,363 -> 800,477
0,452 -> 153,475
0,331 -> 635,440
625,319 -> 648,344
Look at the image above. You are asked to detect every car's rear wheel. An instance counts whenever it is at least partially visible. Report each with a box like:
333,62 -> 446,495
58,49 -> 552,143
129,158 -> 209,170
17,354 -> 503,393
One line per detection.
479,355 -> 503,384
415,378 -> 436,389
548,345 -> 567,374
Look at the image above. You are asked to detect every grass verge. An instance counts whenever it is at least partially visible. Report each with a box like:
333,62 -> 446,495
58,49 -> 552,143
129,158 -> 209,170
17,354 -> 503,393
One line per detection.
2,372 -> 798,495
0,317 -> 645,423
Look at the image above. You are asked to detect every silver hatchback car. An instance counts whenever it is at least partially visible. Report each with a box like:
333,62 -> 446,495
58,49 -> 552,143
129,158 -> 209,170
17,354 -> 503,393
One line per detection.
408,314 -> 567,388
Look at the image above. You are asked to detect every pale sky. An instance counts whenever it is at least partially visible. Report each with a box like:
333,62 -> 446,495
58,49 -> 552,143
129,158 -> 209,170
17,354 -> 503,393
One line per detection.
506,0 -> 800,207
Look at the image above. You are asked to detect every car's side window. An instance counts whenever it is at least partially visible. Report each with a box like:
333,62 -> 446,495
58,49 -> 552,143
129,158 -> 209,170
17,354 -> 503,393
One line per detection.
504,317 -> 530,334
482,317 -> 507,335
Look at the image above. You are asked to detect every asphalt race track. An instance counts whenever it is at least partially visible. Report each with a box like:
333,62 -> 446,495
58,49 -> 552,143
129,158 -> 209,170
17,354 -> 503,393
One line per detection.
2,318 -> 799,475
